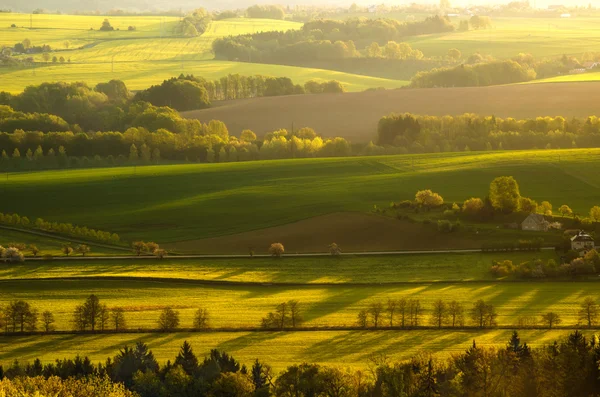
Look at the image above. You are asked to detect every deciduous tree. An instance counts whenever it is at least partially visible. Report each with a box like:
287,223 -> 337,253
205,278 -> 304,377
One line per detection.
490,176 -> 520,213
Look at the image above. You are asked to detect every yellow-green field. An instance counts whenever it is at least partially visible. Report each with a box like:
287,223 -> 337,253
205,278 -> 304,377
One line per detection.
0,279 -> 597,329
0,251 -> 557,283
406,17 -> 600,58
0,13 -> 407,93
0,330 -> 577,370
0,149 -> 598,243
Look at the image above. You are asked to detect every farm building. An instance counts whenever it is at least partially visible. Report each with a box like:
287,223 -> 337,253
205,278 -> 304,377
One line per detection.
571,231 -> 595,255
521,213 -> 549,231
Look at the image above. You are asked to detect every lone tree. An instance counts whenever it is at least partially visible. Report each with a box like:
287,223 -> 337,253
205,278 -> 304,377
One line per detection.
448,300 -> 464,327
415,189 -> 444,209
328,243 -> 342,256
369,302 -> 384,328
558,205 -> 573,217
590,206 -> 600,222
74,294 -> 102,331
470,300 -> 497,328
29,245 -> 40,257
100,18 -> 114,31
489,176 -> 520,213
42,310 -> 55,332
269,243 -> 284,257
112,307 -> 127,331
193,308 -> 209,330
431,299 -> 449,328
158,307 -> 180,331
357,309 -> 368,328
578,297 -> 599,328
132,241 -> 147,256
62,244 -> 73,256
76,244 -> 90,256
541,312 -> 561,329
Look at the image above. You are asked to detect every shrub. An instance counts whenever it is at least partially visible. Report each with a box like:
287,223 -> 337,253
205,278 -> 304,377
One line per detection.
269,243 -> 285,257
437,219 -> 453,233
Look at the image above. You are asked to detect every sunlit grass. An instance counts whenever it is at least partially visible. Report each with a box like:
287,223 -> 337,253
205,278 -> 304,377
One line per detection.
0,279 -> 596,330
0,329 -> 579,370
0,149 -> 597,242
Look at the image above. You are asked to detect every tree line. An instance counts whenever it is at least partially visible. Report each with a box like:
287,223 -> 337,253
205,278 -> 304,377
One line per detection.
0,126 -> 352,171
0,295 -> 210,334
491,249 -> 600,280
212,16 -> 453,65
376,113 -> 600,152
409,52 -> 593,88
1,330 -> 600,396
135,74 -> 345,112
4,294 -> 600,333
0,211 -> 120,246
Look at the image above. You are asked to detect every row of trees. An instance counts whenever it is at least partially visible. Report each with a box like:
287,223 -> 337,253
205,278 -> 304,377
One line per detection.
0,77 -> 344,135
213,16 -> 453,64
0,212 -> 120,245
491,250 -> 600,279
358,297 -> 600,329
410,59 -> 537,87
261,301 -> 302,329
135,74 -> 345,112
0,130 -> 354,171
0,296 -> 210,333
2,330 -> 600,397
376,112 -> 600,152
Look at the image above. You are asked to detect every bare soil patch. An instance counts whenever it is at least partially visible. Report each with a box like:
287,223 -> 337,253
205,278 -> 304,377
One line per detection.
164,212 -> 480,254
183,82 -> 600,142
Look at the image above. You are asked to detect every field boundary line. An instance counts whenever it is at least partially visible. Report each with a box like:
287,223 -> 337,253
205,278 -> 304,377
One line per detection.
0,225 -> 130,252
1,325 -> 600,337
1,275 -> 598,287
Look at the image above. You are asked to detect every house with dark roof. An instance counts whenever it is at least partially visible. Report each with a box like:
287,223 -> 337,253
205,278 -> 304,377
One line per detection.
521,213 -> 549,232
571,231 -> 595,255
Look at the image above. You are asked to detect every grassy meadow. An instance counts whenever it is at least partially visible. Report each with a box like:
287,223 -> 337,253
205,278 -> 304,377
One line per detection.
0,251 -> 557,283
0,13 -> 407,93
406,17 -> 600,59
0,278 -> 598,329
0,149 -> 598,244
0,329 -> 579,370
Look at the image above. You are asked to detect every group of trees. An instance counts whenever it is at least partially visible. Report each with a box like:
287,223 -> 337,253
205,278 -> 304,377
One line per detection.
357,297 -> 600,329
213,16 -> 453,65
1,295 -> 210,334
246,5 -> 285,19
176,8 -> 211,37
3,330 -> 600,396
376,112 -> 600,153
357,298 -> 487,328
134,74 -> 345,112
411,59 -> 537,88
132,241 -> 166,258
492,249 -> 600,279
0,212 -> 120,245
0,127 -> 353,171
261,301 -> 302,329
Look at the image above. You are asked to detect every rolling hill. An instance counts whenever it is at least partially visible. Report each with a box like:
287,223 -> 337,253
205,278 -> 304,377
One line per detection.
0,149 -> 598,249
184,82 -> 600,142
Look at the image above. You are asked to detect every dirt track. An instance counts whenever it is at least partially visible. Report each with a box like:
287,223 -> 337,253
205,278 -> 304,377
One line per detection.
183,82 -> 600,142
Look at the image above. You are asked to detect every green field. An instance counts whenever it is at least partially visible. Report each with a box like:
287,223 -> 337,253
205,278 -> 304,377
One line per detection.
0,278 -> 598,329
0,228 -> 124,256
0,13 -> 408,93
0,329 -> 578,370
0,251 -> 557,283
407,17 -> 600,59
0,149 -> 598,244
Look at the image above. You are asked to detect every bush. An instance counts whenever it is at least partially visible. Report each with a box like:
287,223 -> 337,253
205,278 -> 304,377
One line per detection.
437,219 -> 453,233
